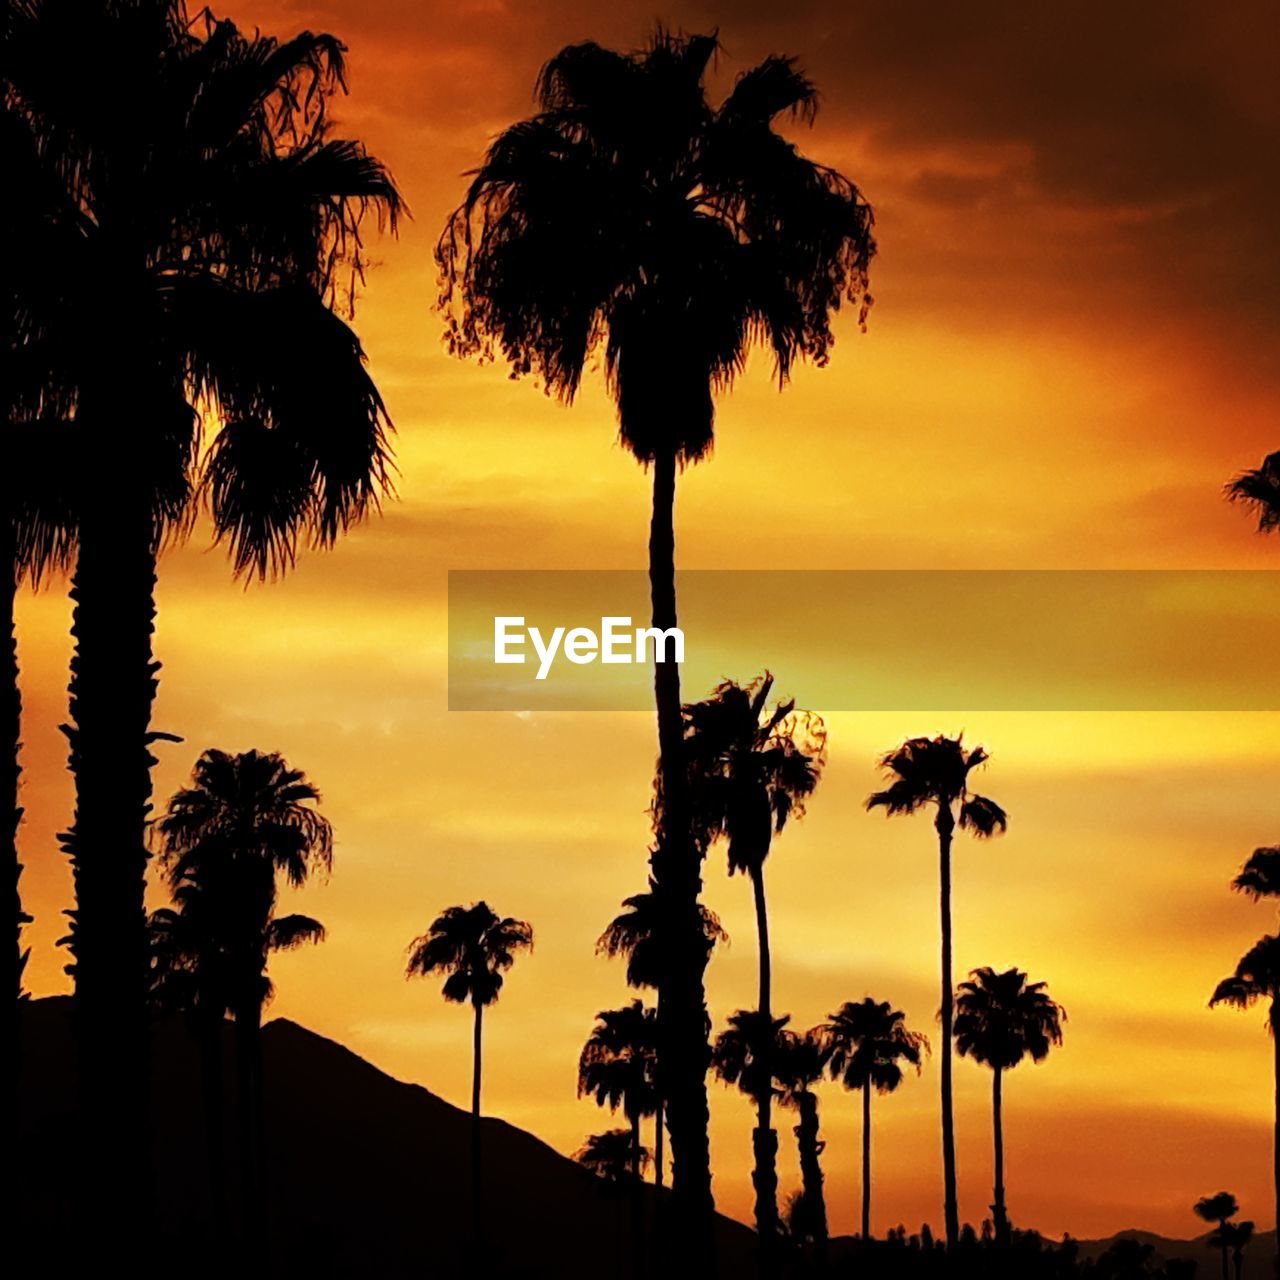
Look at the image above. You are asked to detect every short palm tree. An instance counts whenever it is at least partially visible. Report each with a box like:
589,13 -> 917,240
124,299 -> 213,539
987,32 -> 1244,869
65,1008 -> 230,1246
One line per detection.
712,1007 -> 792,1245
1217,1219 -> 1254,1280
576,1129 -> 650,1184
821,998 -> 928,1241
954,967 -> 1066,1243
407,901 -> 534,1244
438,30 -> 874,1218
1226,453 -> 1280,532
774,1028 -> 831,1250
578,1000 -> 660,1183
1194,1192 -> 1241,1280
156,748 -> 331,1237
1211,938 -> 1280,1271
866,734 -> 1007,1246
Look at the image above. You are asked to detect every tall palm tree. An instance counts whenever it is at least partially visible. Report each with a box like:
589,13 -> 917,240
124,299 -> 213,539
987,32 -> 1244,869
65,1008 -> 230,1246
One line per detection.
1194,1192 -> 1241,1280
156,748 -> 331,1240
866,734 -> 1006,1246
712,1007 -> 792,1245
438,31 -> 875,1221
821,997 -> 928,1241
596,878 -> 727,1188
683,673 -> 825,1017
3,0 -> 399,1231
774,1028 -> 830,1251
406,901 -> 534,1249
578,1000 -> 660,1182
576,1129 -> 651,1184
1211,939 -> 1280,1272
953,967 -> 1065,1243
1226,453 -> 1280,532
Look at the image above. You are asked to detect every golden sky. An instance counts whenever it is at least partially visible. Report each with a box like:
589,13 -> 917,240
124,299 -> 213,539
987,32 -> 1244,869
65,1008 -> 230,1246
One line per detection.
16,0 -> 1280,1241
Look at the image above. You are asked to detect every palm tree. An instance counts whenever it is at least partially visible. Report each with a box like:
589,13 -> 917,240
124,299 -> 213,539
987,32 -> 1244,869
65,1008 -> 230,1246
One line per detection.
774,1028 -> 830,1251
1212,938 -> 1280,1272
406,901 -> 534,1247
953,967 -> 1066,1242
578,1000 -> 660,1182
821,997 -> 928,1241
438,30 -> 875,1220
3,0 -> 399,1226
683,673 -> 826,1018
1226,453 -> 1280,532
1234,847 -> 1280,900
712,1007 -> 792,1244
1194,1192 -> 1241,1280
156,748 -> 331,1239
866,734 -> 1007,1245
596,879 -> 727,1188
576,1129 -> 651,1184
1218,1219 -> 1254,1280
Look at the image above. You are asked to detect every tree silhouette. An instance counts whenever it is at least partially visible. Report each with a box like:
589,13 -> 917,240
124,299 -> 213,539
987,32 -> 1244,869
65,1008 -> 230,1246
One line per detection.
1211,938 -> 1280,1271
683,673 -> 825,1017
4,2 -> 399,1236
1193,1192 -> 1240,1280
156,748 -> 331,1243
954,967 -> 1065,1243
774,1028 -> 831,1252
1233,847 -> 1280,901
1226,453 -> 1280,533
407,901 -> 534,1253
438,28 -> 874,1227
1216,1219 -> 1254,1280
712,1008 -> 792,1245
576,1129 -> 651,1184
578,1000 -> 660,1183
821,997 -> 928,1241
867,734 -> 1007,1246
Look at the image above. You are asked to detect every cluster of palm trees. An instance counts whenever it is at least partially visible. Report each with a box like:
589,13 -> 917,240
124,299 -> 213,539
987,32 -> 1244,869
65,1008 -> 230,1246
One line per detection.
5,0 -> 400,1252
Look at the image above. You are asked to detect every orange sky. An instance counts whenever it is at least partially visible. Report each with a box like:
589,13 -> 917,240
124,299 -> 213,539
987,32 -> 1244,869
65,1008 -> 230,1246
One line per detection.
15,0 -> 1280,1242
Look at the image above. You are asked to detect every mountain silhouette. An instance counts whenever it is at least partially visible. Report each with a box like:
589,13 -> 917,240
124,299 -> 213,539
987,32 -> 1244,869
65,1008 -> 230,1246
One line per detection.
17,997 -> 756,1277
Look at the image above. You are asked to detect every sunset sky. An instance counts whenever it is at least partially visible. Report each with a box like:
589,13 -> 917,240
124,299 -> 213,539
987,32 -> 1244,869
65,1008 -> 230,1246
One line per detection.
16,0 -> 1280,1241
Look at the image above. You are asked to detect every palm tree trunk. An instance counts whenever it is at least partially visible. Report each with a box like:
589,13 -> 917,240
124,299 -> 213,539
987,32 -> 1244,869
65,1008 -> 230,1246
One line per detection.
236,998 -> 265,1256
62,487 -> 159,1255
646,448 -> 714,1241
992,1065 -> 1008,1243
198,1011 -> 228,1233
3,536 -> 27,1156
654,1099 -> 664,1188
752,1088 -> 780,1252
860,1080 -> 870,1239
795,1091 -> 828,1249
472,999 -> 483,1254
1273,1001 -> 1279,1277
936,806 -> 959,1248
752,865 -> 771,1017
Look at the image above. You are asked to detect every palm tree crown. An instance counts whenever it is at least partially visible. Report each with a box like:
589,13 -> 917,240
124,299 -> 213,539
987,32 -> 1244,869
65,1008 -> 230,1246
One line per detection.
954,968 -> 1066,1071
596,878 -> 727,990
713,1008 -> 792,1101
436,28 -> 875,465
1233,847 -> 1280,900
866,735 -> 1007,836
406,902 -> 534,1007
822,998 -> 929,1093
1226,452 -> 1280,534
575,1129 -> 650,1183
1211,935 -> 1280,1019
578,999 -> 659,1122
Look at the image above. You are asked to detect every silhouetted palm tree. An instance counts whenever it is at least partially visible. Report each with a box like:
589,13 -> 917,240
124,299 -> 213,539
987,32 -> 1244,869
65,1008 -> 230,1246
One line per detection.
438,29 -> 874,1222
683,673 -> 825,1017
407,901 -> 534,1249
1194,1192 -> 1241,1280
156,748 -> 331,1242
821,997 -> 928,1241
1217,1219 -> 1254,1280
3,1 -> 399,1228
1212,939 -> 1280,1269
954,967 -> 1066,1243
774,1028 -> 830,1251
576,1128 -> 651,1184
1234,847 -> 1280,900
578,1000 -> 660,1182
867,735 -> 1006,1246
1227,453 -> 1280,533
713,1008 -> 792,1245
